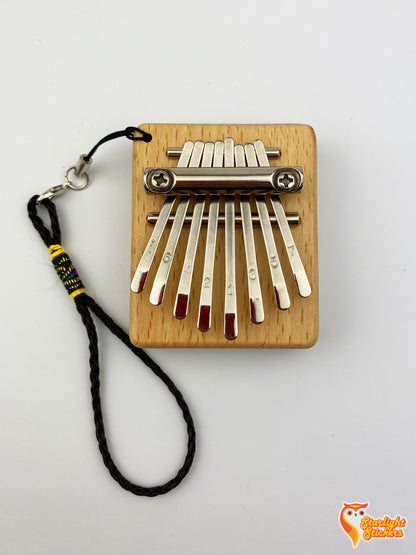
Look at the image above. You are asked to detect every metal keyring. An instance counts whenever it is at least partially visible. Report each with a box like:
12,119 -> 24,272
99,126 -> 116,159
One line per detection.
65,166 -> 90,190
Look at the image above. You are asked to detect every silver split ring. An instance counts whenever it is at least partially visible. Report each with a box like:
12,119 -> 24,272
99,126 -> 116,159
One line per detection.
65,166 -> 90,190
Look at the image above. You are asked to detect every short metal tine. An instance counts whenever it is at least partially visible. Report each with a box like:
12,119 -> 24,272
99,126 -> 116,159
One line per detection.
131,195 -> 175,293
246,142 -> 290,309
148,140 -> 195,305
269,195 -> 311,297
149,196 -> 190,305
255,139 -> 311,298
236,144 -> 264,323
255,196 -> 290,309
224,137 -> 238,340
198,141 -> 222,332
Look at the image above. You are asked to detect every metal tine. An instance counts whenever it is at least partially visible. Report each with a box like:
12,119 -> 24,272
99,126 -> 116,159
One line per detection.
201,140 -> 215,168
269,196 -> 311,297
148,141 -> 198,305
236,144 -> 264,324
224,138 -> 238,340
224,136 -> 234,168
212,140 -> 224,168
254,139 -> 311,298
255,197 -> 290,308
131,140 -> 194,294
245,142 -> 290,309
198,141 -> 222,332
178,140 -> 195,167
234,143 -> 246,167
188,140 -> 204,168
253,139 -> 269,166
149,196 -> 190,305
131,195 -> 175,293
174,141 -> 213,319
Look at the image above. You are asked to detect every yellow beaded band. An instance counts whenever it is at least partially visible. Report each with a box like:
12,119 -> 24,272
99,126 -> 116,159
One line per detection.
49,244 -> 85,298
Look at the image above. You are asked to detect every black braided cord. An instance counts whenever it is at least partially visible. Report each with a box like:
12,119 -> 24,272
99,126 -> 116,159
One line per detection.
27,196 -> 196,496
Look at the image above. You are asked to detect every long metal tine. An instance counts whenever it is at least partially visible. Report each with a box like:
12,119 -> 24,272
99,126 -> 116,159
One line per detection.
148,141 -> 196,305
245,142 -> 290,309
174,142 -> 211,318
236,144 -> 264,323
224,137 -> 237,340
198,140 -> 222,331
254,139 -> 311,298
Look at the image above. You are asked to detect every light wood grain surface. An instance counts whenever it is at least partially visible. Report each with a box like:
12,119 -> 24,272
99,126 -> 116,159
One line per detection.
130,124 -> 318,347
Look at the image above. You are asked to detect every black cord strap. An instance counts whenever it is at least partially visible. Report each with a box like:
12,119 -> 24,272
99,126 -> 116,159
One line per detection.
27,196 -> 196,496
84,126 -> 152,162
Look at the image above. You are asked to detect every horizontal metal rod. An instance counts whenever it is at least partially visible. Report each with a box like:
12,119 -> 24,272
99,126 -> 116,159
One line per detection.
146,212 -> 300,226
167,147 -> 281,158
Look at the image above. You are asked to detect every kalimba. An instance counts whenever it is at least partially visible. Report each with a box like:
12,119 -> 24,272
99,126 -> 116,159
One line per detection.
130,124 -> 318,348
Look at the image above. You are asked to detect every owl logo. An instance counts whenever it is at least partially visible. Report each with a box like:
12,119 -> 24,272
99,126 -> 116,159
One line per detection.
339,502 -> 369,548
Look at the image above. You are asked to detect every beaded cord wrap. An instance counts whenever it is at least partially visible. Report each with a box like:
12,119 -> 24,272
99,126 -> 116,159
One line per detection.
27,130 -> 196,496
49,244 -> 85,298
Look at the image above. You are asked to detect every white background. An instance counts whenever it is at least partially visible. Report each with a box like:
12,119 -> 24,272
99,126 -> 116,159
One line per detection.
1,1 -> 415,553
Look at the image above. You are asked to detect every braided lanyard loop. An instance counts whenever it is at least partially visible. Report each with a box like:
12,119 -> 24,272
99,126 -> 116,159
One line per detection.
27,127 -> 196,496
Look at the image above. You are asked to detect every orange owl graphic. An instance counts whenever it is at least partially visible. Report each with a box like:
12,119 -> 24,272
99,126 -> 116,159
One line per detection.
339,502 -> 369,547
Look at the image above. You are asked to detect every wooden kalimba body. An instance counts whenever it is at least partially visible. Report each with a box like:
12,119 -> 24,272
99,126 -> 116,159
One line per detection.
130,124 -> 318,348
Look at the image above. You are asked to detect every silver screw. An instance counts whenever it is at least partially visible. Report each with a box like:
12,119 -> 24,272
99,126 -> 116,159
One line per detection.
273,168 -> 302,193
147,169 -> 173,192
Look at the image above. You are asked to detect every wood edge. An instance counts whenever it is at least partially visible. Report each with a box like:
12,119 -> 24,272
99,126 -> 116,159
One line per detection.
127,332 -> 319,349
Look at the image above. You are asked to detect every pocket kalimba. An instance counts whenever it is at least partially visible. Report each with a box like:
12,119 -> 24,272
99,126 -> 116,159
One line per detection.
130,124 -> 318,348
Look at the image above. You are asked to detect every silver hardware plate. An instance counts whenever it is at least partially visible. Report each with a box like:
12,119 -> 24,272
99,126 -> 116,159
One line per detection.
144,166 -> 304,194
